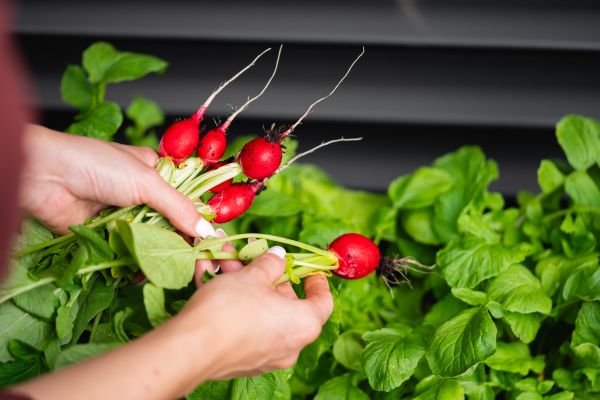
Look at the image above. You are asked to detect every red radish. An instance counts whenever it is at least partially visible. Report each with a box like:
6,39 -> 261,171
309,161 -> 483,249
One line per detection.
207,182 -> 262,223
198,46 -> 283,166
238,47 -> 365,179
207,161 -> 234,193
328,233 -> 381,279
238,137 -> 283,180
159,48 -> 272,163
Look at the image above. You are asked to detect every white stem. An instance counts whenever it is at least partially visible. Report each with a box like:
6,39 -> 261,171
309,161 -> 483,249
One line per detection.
195,47 -> 272,118
222,45 -> 283,130
277,136 -> 363,174
281,47 -> 365,139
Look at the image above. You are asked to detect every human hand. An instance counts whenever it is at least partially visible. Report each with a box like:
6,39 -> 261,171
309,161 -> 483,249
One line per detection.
19,124 -> 214,237
176,248 -> 334,381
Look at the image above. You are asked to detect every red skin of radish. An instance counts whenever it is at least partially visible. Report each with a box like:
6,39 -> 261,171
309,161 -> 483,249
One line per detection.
207,161 -> 233,193
159,117 -> 200,164
197,127 -> 227,166
328,233 -> 381,279
208,183 -> 257,223
238,137 -> 282,180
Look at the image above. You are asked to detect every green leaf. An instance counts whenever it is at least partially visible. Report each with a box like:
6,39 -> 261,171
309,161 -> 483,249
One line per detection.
426,307 -> 497,377
229,369 -> 291,400
332,331 -> 364,371
143,283 -> 171,328
56,305 -> 74,344
314,373 -> 370,400
484,341 -> 544,375
503,312 -> 545,344
488,265 -> 552,315
564,171 -> 600,208
117,222 -> 196,289
538,160 -> 565,193
54,343 -> 120,369
573,302 -> 600,348
126,96 -> 164,133
556,114 -> 600,170
432,146 -> 498,243
248,190 -> 303,217
0,302 -> 51,362
423,294 -> 469,328
0,357 -> 46,388
400,208 -> 441,245
451,288 -> 488,306
299,217 -> 352,250
71,279 -> 115,343
563,264 -> 600,301
414,376 -> 465,400
388,167 -> 454,209
60,65 -> 94,110
66,102 -> 123,140
437,237 -> 530,288
70,225 -> 114,263
82,42 -> 167,85
362,327 -> 426,391
186,380 -> 231,400
13,284 -> 61,321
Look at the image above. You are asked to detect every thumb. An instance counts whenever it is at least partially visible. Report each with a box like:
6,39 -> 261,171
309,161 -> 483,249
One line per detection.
245,247 -> 287,284
141,174 -> 216,239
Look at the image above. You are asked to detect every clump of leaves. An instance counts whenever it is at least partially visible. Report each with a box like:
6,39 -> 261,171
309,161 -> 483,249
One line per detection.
61,42 -> 165,146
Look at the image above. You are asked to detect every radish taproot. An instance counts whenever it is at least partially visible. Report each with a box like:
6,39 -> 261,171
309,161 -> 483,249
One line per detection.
198,46 -> 283,165
159,48 -> 272,163
238,47 -> 365,180
207,181 -> 262,223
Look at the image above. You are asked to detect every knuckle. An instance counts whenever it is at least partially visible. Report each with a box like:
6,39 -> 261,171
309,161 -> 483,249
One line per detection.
138,147 -> 159,166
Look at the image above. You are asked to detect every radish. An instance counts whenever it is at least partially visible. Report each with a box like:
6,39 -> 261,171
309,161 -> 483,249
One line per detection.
328,233 -> 381,279
238,47 -> 365,180
198,46 -> 283,166
159,48 -> 272,164
206,161 -> 234,193
207,182 -> 262,223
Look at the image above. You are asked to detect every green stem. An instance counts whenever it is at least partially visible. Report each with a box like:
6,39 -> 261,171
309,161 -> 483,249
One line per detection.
275,265 -> 334,285
89,310 -> 103,343
195,233 -> 335,259
16,206 -> 137,257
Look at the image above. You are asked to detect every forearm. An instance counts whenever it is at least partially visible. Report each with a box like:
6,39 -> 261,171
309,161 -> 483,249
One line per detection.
11,316 -> 216,400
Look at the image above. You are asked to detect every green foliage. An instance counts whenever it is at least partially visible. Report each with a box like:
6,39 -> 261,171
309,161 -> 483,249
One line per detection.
61,41 -> 167,145
6,41 -> 600,398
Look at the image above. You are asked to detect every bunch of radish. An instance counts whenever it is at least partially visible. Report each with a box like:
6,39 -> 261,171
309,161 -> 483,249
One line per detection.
20,46 -> 430,285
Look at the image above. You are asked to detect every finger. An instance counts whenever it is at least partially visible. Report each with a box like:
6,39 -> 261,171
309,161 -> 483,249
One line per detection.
194,259 -> 212,288
111,143 -> 159,167
275,282 -> 297,300
302,274 -> 334,324
216,230 -> 244,273
141,173 -> 215,238
244,248 -> 286,284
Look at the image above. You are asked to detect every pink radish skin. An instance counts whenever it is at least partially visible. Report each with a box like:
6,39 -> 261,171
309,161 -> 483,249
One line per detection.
208,182 -> 260,223
328,233 -> 381,279
238,137 -> 283,180
197,127 -> 227,166
207,161 -> 234,193
158,116 -> 201,164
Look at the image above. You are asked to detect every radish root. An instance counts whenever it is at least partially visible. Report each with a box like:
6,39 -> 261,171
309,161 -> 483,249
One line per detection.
222,45 -> 283,130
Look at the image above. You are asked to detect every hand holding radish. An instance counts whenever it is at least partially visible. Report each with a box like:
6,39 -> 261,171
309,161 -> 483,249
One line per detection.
177,251 -> 334,381
20,124 -> 214,238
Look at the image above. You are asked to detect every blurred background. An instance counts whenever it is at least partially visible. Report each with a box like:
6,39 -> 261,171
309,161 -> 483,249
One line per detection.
11,0 -> 600,195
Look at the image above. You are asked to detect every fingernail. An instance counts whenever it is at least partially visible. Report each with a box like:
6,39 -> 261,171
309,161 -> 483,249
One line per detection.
215,228 -> 227,238
247,237 -> 257,244
195,218 -> 216,238
267,246 -> 286,260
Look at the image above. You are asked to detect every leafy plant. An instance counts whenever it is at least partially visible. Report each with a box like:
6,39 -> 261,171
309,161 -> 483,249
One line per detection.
61,42 -> 166,145
2,40 -> 600,399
